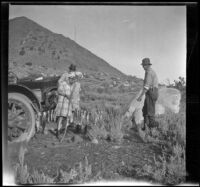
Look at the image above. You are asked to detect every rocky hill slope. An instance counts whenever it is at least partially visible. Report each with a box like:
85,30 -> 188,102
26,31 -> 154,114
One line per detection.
9,16 -> 128,80
9,16 -> 144,109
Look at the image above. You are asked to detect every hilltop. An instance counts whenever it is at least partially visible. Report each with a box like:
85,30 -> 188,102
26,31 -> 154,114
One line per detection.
9,16 -> 131,79
9,16 -> 143,108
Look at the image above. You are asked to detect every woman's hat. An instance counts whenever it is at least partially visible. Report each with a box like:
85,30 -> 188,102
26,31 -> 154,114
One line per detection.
69,64 -> 76,71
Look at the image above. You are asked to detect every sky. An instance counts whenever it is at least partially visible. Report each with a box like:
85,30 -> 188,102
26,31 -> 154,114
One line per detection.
9,5 -> 186,83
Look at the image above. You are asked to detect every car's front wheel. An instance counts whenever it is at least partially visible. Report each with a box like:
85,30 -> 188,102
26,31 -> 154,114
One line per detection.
8,93 -> 36,142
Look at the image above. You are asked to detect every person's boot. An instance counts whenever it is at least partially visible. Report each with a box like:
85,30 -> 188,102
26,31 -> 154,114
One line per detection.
83,125 -> 88,135
142,116 -> 149,131
56,129 -> 60,140
141,123 -> 146,131
149,116 -> 159,128
75,124 -> 81,133
56,120 -> 62,140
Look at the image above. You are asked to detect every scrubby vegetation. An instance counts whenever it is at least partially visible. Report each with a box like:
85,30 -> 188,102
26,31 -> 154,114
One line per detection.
137,109 -> 186,185
14,146 -> 101,184
8,16 -> 186,185
86,106 -> 124,143
13,99 -> 186,185
10,76 -> 186,185
117,88 -> 186,185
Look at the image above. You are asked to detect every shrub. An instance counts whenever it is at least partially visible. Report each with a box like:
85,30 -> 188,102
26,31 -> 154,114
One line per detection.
14,145 -> 30,184
12,61 -> 17,66
58,156 -> 101,184
155,108 -> 186,147
136,144 -> 186,185
14,145 -> 55,184
86,108 -> 108,141
174,77 -> 186,90
103,107 -> 124,142
87,121 -> 109,141
117,141 -> 186,185
132,101 -> 186,185
30,170 -> 54,184
86,106 -> 124,143
25,62 -> 32,66
14,162 -> 30,184
57,168 -> 78,183
97,87 -> 104,94
19,48 -> 25,56
74,156 -> 92,183
32,36 -> 37,40
38,46 -> 45,55
109,116 -> 123,142
29,46 -> 34,50
13,152 -> 98,185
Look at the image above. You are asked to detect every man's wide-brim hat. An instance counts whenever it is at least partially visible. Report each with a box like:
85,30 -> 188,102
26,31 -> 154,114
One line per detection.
141,58 -> 152,66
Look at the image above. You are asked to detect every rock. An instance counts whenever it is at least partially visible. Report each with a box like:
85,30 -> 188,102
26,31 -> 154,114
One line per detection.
43,128 -> 48,135
71,135 -> 83,143
113,145 -> 120,149
92,138 -> 98,144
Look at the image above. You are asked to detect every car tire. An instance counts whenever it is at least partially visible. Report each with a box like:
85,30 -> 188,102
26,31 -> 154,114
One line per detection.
8,93 -> 36,142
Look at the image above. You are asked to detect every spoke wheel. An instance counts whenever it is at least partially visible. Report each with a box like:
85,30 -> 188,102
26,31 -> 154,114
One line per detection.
8,93 -> 36,142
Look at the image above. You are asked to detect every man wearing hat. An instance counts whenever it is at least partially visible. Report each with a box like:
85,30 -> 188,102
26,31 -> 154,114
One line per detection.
137,58 -> 159,131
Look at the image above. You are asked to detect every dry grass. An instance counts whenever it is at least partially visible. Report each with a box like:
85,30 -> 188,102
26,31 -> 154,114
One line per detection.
116,91 -> 186,185
135,142 -> 186,185
127,99 -> 186,185
86,105 -> 124,143
13,146 -> 101,185
13,84 -> 186,185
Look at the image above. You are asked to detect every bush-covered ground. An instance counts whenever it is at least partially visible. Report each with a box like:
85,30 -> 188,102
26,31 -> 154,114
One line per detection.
8,81 -> 186,185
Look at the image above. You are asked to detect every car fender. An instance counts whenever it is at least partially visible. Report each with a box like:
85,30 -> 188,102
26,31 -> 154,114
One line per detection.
8,84 -> 42,112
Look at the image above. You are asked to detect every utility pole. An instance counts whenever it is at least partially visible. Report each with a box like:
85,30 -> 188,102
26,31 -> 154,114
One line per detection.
74,25 -> 76,42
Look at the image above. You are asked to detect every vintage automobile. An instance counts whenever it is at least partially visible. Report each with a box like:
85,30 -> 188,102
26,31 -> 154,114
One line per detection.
8,71 -> 60,142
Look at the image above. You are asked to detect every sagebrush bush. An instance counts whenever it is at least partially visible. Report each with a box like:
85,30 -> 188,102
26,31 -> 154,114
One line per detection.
14,147 -> 99,185
14,145 -> 30,184
14,163 -> 30,184
59,168 -> 77,183
87,120 -> 109,141
155,107 -> 186,147
74,156 -> 92,183
109,117 -> 123,142
137,144 -> 186,185
19,48 -> 25,56
134,100 -> 186,185
30,170 -> 54,184
87,106 -> 124,143
14,145 -> 55,184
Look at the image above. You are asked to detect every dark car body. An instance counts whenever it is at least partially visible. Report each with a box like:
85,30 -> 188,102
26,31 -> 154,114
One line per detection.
8,71 -> 60,112
18,75 -> 60,91
8,71 -> 61,142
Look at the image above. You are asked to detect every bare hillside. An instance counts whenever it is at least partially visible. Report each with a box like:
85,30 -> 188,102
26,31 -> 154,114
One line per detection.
9,16 -> 127,79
